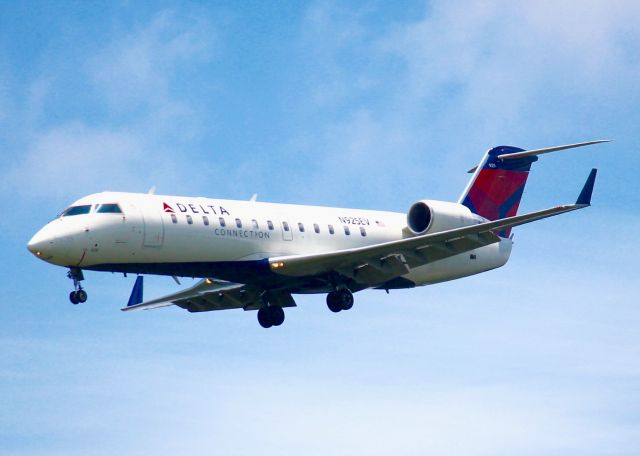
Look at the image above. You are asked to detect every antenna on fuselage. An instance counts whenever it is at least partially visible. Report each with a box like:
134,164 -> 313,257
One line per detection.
249,193 -> 258,202
147,186 -> 156,195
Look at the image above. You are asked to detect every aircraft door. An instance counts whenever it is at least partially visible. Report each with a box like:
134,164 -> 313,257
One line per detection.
281,220 -> 293,241
141,203 -> 165,247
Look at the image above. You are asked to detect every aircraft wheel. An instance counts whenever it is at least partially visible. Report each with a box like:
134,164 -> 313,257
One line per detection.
338,289 -> 354,310
69,291 -> 79,305
326,292 -> 342,313
270,306 -> 285,326
257,307 -> 273,328
76,289 -> 88,303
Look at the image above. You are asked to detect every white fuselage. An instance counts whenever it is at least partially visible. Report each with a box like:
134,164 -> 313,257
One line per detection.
28,191 -> 512,289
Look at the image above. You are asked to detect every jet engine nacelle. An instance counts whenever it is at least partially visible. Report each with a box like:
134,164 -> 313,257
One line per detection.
406,200 -> 478,235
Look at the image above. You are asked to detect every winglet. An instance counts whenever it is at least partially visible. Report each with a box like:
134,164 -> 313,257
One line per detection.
576,168 -> 597,206
127,276 -> 144,307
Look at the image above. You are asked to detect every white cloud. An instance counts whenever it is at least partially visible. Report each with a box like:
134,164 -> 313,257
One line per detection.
88,10 -> 213,115
0,10 -> 218,203
377,0 -> 640,138
299,2 -> 374,109
287,1 -> 640,208
2,122 -> 145,200
4,340 -> 638,456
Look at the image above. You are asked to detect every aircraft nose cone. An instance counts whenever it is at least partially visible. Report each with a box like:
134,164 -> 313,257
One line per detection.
28,223 -> 76,265
27,229 -> 55,259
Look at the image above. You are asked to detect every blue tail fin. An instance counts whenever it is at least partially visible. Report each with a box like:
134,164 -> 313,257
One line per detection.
576,169 -> 597,205
127,276 -> 144,307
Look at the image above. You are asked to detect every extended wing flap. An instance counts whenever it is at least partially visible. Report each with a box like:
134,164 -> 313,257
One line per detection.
411,231 -> 499,265
332,231 -> 497,285
175,285 -> 262,313
341,253 -> 411,284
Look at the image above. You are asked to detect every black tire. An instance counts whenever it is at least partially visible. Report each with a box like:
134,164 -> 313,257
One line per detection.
257,308 -> 273,328
339,289 -> 354,310
76,289 -> 87,303
270,307 -> 285,326
69,291 -> 79,305
326,292 -> 342,313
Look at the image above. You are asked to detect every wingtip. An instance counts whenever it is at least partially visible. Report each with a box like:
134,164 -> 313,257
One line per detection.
126,276 -> 144,307
576,168 -> 598,205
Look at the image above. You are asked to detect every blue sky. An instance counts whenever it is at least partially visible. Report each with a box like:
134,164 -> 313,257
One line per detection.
1,1 -> 639,454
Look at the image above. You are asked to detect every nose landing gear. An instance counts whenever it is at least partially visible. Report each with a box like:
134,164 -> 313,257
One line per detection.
67,267 -> 87,305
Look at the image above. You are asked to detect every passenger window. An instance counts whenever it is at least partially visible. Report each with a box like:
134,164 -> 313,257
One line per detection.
96,203 -> 122,213
236,218 -> 242,228
219,217 -> 226,227
298,222 -> 305,233
344,226 -> 350,235
313,223 -> 320,233
283,221 -> 290,232
203,216 -> 209,226
360,226 -> 366,237
171,214 -> 177,224
252,219 -> 259,229
267,220 -> 274,230
328,224 -> 335,235
186,215 -> 193,225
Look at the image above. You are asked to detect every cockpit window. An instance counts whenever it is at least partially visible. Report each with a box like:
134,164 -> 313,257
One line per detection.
96,203 -> 122,214
60,205 -> 92,217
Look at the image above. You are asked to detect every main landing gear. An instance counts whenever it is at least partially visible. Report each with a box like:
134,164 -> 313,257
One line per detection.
326,289 -> 354,313
257,306 -> 285,328
256,288 -> 355,328
67,267 -> 87,305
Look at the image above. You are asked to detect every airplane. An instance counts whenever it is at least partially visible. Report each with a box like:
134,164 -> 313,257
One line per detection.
27,140 -> 605,328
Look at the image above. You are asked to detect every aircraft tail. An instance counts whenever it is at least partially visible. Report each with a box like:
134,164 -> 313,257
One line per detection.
458,140 -> 608,237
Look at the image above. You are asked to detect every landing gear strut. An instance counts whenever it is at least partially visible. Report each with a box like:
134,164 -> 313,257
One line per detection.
257,306 -> 285,328
67,267 -> 87,305
326,289 -> 354,313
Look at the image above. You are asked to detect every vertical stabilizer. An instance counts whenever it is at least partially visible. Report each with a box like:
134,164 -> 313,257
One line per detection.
459,146 -> 537,237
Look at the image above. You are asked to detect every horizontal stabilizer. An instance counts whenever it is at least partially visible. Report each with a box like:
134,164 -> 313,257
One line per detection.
497,139 -> 609,160
576,168 -> 597,205
466,139 -> 608,174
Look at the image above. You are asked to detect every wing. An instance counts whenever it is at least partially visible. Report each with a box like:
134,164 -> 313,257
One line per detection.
268,200 -> 592,285
122,278 -> 297,313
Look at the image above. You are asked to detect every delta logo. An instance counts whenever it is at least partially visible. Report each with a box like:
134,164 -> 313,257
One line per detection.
162,201 -> 231,216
